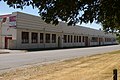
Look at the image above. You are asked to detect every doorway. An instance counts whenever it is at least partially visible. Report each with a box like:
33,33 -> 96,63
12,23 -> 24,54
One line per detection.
58,37 -> 61,48
85,36 -> 89,46
5,37 -> 12,49
99,38 -> 101,45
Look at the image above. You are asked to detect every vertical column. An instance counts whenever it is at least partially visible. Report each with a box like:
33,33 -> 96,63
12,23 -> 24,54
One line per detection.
66,35 -> 68,43
29,31 -> 31,44
50,33 -> 52,43
38,32 -> 40,43
38,32 -> 40,48
61,32 -> 63,48
43,28 -> 45,48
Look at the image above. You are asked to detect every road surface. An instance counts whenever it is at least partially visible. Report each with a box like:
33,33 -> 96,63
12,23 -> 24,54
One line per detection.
0,45 -> 120,72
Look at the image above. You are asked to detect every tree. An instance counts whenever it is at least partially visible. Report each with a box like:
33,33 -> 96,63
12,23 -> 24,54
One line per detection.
2,0 -> 120,32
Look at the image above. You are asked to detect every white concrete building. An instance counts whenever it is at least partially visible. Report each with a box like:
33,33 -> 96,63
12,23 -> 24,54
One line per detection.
0,12 -> 117,49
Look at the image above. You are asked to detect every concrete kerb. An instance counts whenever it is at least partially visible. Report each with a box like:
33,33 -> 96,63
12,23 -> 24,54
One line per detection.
0,49 -> 27,54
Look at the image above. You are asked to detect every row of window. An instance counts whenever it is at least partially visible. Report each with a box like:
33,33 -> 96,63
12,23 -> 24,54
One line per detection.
22,32 -> 56,43
21,31 -> 115,44
105,38 -> 112,42
64,35 -> 115,43
63,35 -> 85,43
91,37 -> 114,42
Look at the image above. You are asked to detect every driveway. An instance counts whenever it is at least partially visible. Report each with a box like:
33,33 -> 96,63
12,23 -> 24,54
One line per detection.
0,45 -> 120,72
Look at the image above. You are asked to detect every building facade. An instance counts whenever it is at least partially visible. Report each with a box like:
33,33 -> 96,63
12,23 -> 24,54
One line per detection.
0,12 -> 117,49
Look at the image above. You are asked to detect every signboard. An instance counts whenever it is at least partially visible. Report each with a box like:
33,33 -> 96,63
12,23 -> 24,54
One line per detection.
0,15 -> 16,29
9,16 -> 16,28
9,16 -> 16,22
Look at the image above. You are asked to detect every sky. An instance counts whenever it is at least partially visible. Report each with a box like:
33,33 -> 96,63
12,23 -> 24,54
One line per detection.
0,1 -> 102,30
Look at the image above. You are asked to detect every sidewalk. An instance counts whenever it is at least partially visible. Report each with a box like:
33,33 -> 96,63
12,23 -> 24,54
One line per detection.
0,49 -> 26,54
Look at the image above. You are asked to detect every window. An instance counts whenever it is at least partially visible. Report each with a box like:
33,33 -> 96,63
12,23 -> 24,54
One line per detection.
22,32 -> 29,43
40,33 -> 44,43
46,34 -> 50,43
52,34 -> 56,43
31,32 -> 38,43
71,35 -> 73,43
64,35 -> 67,43
68,35 -> 70,43
79,36 -> 81,42
74,36 -> 76,42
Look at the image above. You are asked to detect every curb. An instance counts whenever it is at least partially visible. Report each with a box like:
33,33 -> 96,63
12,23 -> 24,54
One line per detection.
0,52 -> 9,54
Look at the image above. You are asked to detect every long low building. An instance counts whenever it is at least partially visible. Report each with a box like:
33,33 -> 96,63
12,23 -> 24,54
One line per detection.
0,12 -> 118,49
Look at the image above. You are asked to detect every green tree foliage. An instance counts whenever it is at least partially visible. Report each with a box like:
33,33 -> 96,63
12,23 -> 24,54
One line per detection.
2,0 -> 120,32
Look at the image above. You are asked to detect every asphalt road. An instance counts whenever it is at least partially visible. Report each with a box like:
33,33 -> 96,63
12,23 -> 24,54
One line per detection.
0,45 -> 120,72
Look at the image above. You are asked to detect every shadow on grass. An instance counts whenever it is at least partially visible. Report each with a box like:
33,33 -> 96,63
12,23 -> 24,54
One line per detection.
108,50 -> 120,54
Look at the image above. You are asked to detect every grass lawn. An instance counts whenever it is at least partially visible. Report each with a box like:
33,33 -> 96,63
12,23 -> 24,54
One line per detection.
0,50 -> 120,80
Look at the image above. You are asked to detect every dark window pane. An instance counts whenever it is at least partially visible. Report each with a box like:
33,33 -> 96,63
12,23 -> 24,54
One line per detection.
79,36 -> 81,42
68,35 -> 70,43
74,36 -> 76,42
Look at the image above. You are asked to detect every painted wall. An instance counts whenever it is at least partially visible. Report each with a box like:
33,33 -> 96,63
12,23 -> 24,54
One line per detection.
0,12 -> 17,48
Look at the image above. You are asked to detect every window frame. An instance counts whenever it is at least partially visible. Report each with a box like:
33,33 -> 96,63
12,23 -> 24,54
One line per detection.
52,34 -> 56,43
64,35 -> 67,43
46,33 -> 50,43
31,32 -> 38,43
21,31 -> 29,44
40,33 -> 44,43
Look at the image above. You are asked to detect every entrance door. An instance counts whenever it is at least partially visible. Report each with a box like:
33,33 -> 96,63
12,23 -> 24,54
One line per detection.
85,36 -> 89,46
5,37 -> 12,49
99,38 -> 101,45
58,37 -> 61,48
